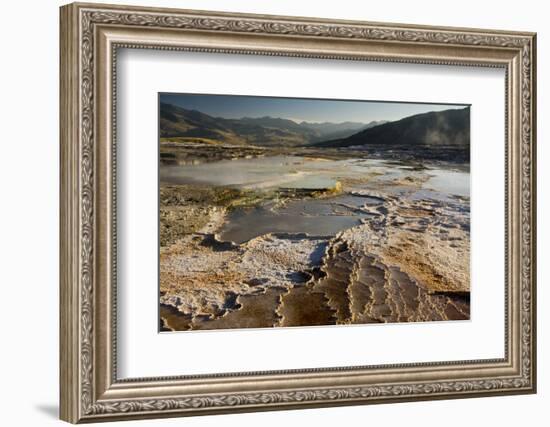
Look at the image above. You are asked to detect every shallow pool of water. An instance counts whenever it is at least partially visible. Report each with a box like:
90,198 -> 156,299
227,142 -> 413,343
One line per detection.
160,155 -> 407,191
423,169 -> 470,197
161,154 -> 469,243
218,195 -> 374,244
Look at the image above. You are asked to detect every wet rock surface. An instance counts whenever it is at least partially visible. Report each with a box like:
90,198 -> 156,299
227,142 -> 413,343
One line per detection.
159,151 -> 470,331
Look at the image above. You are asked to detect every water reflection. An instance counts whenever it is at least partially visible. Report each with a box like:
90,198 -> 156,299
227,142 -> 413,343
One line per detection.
218,196 -> 376,244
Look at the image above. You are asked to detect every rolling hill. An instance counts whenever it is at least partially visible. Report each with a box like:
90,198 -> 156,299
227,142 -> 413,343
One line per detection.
159,102 -> 380,146
313,107 -> 470,149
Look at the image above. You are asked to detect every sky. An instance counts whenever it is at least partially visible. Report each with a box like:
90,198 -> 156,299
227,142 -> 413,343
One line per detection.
160,93 -> 468,124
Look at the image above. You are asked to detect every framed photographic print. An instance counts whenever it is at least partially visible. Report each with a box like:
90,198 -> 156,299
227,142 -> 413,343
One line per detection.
60,2 -> 537,423
158,93 -> 472,331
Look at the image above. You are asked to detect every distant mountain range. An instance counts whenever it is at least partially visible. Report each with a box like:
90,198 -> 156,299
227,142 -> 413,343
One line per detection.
160,102 -> 384,146
160,102 -> 470,158
314,107 -> 470,149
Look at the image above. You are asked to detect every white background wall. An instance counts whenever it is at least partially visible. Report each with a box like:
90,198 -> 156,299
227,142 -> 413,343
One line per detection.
0,0 -> 546,425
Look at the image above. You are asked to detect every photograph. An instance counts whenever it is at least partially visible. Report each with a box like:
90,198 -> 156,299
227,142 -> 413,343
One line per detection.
158,93 -> 471,331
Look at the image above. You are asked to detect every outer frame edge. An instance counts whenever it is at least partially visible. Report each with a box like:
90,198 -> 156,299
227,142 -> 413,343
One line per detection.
60,3 -> 81,424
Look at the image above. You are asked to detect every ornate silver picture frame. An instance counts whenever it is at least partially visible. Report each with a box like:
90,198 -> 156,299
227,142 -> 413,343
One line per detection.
60,2 -> 536,423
